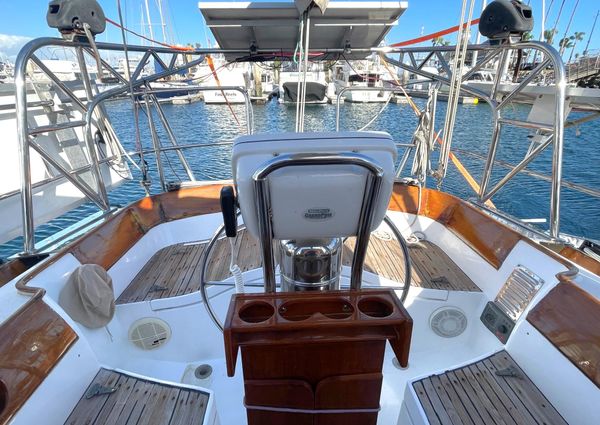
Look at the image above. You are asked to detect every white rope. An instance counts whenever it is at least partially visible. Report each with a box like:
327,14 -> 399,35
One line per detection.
410,86 -> 436,182
358,93 -> 393,131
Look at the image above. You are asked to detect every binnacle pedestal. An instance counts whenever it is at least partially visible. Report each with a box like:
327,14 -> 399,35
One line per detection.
223,288 -> 413,425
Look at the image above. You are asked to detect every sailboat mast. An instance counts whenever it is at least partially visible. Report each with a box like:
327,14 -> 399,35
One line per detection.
140,3 -> 146,45
144,0 -> 155,44
157,0 -> 168,44
559,0 -> 580,55
541,0 -> 545,41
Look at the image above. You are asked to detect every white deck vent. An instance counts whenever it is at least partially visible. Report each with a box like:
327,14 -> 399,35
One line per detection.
495,265 -> 544,321
430,307 -> 468,338
128,318 -> 171,350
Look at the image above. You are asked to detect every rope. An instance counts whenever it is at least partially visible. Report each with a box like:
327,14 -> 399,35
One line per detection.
436,0 -> 477,184
390,19 -> 480,47
358,94 -> 393,131
116,0 -> 150,195
106,17 -> 193,51
107,16 -> 243,129
379,55 -> 495,208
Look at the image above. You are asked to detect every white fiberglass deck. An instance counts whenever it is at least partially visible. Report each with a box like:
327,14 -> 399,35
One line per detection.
14,208 -> 595,425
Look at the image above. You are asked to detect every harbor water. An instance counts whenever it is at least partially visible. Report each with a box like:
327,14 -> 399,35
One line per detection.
1,98 -> 599,258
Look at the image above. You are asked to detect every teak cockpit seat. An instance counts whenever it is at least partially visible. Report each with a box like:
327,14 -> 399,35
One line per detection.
411,351 -> 567,425
65,369 -> 210,425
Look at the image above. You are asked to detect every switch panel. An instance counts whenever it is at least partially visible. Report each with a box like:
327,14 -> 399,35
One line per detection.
481,302 -> 515,343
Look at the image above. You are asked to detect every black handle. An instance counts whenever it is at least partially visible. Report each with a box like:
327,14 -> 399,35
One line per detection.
220,186 -> 237,238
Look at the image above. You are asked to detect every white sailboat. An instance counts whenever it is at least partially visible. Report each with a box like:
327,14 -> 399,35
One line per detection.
278,67 -> 329,104
200,60 -> 251,104
333,60 -> 392,103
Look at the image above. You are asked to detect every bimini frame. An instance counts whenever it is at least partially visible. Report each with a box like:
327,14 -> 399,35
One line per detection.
378,41 -> 567,240
13,36 -> 573,256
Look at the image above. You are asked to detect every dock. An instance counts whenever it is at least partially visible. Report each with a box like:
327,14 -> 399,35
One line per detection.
406,89 -> 479,104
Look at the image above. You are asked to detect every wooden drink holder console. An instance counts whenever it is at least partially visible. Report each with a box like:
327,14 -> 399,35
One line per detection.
223,288 -> 413,425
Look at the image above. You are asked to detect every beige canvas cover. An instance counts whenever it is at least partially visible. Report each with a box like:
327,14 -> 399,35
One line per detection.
59,264 -> 115,328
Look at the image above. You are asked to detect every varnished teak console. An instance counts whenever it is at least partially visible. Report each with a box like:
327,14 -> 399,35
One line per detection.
223,289 -> 413,425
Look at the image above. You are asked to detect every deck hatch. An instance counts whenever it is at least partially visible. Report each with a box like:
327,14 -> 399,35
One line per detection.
495,265 -> 544,321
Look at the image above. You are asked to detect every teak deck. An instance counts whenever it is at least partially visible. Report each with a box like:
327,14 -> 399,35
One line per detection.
413,351 -> 567,425
117,230 -> 479,304
65,369 -> 209,425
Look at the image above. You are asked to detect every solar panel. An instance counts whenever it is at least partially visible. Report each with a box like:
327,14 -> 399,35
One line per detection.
198,1 -> 408,60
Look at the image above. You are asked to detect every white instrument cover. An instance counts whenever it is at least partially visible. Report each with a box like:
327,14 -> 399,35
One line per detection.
232,131 -> 397,240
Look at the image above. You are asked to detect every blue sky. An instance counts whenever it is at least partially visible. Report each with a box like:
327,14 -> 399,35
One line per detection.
0,0 -> 598,59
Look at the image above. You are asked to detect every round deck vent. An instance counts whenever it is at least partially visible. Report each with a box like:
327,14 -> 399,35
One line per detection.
373,229 -> 393,241
128,318 -> 171,350
429,307 -> 467,338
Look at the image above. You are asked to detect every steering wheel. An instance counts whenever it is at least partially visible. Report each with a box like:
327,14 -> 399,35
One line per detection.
199,214 -> 411,332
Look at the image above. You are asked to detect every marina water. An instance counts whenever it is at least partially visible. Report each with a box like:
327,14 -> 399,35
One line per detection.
1,99 -> 598,258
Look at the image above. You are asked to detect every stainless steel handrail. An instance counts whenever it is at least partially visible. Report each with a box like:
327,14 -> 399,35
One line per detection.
252,152 -> 385,292
378,41 -> 567,239
12,36 -> 570,255
14,37 -> 254,253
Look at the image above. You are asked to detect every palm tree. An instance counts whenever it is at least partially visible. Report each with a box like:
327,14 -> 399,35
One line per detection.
432,36 -> 450,46
522,31 -> 534,41
544,29 -> 558,45
559,36 -> 574,56
568,31 -> 586,63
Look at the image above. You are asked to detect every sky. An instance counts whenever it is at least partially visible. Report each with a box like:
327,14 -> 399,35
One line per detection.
0,0 -> 598,61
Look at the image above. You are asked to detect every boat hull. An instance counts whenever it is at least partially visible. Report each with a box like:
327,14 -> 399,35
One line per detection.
280,81 -> 328,104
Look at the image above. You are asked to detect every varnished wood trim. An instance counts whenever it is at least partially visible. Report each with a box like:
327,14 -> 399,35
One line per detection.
70,208 -> 146,269
15,182 -> 587,295
389,185 -> 521,269
559,246 -> 600,276
15,184 -> 225,293
70,184 -> 223,270
0,259 -> 30,288
0,298 -> 77,424
527,281 -> 600,389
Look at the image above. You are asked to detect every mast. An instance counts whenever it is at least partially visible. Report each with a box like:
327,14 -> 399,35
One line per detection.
583,10 -> 599,55
558,0 -> 580,55
144,0 -> 155,44
541,0 -> 545,42
157,0 -> 168,44
472,0 -> 487,66
140,3 -> 146,46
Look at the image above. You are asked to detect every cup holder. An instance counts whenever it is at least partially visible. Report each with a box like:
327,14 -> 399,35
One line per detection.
0,380 -> 7,416
358,298 -> 393,318
238,301 -> 275,323
279,299 -> 354,321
